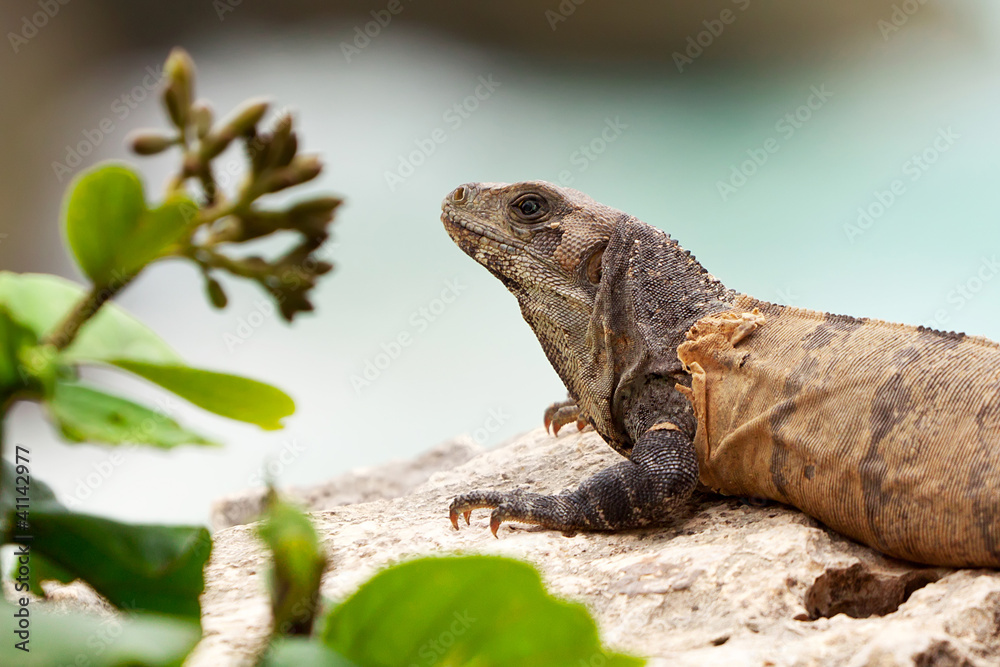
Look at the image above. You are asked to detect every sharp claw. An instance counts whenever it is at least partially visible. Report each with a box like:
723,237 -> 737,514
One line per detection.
463,510 -> 471,525
490,515 -> 501,538
552,421 -> 562,436
450,510 -> 460,530
576,417 -> 587,431
543,414 -> 552,433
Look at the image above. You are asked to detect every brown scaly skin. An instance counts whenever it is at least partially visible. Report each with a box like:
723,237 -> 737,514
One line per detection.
442,181 -> 1000,568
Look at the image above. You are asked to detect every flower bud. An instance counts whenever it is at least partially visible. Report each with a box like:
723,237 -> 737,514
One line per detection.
128,130 -> 177,155
163,48 -> 196,128
221,98 -> 270,137
205,276 -> 228,309
191,101 -> 214,139
266,113 -> 297,169
258,155 -> 323,193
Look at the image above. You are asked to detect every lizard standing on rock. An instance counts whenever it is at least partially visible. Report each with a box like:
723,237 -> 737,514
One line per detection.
441,181 -> 1000,568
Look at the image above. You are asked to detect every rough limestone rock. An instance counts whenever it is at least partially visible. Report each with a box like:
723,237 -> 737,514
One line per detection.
190,428 -> 1000,666
210,436 -> 482,530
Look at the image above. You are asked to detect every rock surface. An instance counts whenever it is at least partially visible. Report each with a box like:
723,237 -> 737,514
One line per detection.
190,427 -> 1000,666
210,436 -> 483,530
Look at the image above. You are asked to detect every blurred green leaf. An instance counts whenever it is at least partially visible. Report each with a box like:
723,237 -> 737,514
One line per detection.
320,556 -> 645,667
63,164 -> 193,285
0,272 -> 181,365
111,359 -> 295,430
0,458 -> 57,539
0,307 -> 38,399
25,511 -> 210,619
261,638 -> 359,667
2,461 -> 211,620
64,164 -> 144,285
257,491 -> 327,636
0,599 -> 200,667
46,381 -> 218,448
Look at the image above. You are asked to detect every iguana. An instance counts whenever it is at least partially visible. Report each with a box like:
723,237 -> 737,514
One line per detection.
441,180 -> 1000,568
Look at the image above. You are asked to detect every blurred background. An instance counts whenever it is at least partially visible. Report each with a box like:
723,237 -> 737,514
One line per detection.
1,0 -> 998,526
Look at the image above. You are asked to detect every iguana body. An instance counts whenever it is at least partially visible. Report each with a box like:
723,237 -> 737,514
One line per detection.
441,181 -> 1000,567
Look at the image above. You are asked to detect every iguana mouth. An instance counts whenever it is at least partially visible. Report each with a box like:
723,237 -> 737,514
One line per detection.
441,208 -> 573,281
440,209 -> 525,254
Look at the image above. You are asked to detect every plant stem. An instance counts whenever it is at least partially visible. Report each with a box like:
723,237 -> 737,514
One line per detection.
42,280 -> 128,351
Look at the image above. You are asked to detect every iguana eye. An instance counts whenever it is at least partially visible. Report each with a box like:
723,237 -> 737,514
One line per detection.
511,194 -> 549,222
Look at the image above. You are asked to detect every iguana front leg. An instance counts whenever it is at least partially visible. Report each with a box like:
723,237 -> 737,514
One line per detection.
449,424 -> 698,535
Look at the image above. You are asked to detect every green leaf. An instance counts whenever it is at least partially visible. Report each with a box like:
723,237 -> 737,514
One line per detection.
257,491 -> 327,636
63,163 -> 194,285
261,638 -> 359,667
46,381 -> 218,448
0,272 -> 181,365
0,599 -> 200,667
2,461 -> 211,620
112,359 -> 295,430
25,511 -> 210,619
64,164 -> 144,285
0,458 -> 57,538
0,307 -> 39,398
320,556 -> 646,667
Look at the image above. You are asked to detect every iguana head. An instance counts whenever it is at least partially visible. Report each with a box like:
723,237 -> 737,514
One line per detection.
441,181 -> 624,311
441,180 -> 633,431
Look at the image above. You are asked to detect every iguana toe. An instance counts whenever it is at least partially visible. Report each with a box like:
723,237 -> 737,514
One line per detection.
544,399 -> 583,435
449,491 -> 509,530
543,399 -> 574,433
448,508 -> 472,529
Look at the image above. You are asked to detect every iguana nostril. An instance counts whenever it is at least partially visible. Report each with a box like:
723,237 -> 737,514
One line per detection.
450,186 -> 468,203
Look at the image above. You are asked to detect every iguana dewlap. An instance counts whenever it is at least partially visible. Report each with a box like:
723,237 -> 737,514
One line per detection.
440,180 -> 1000,567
